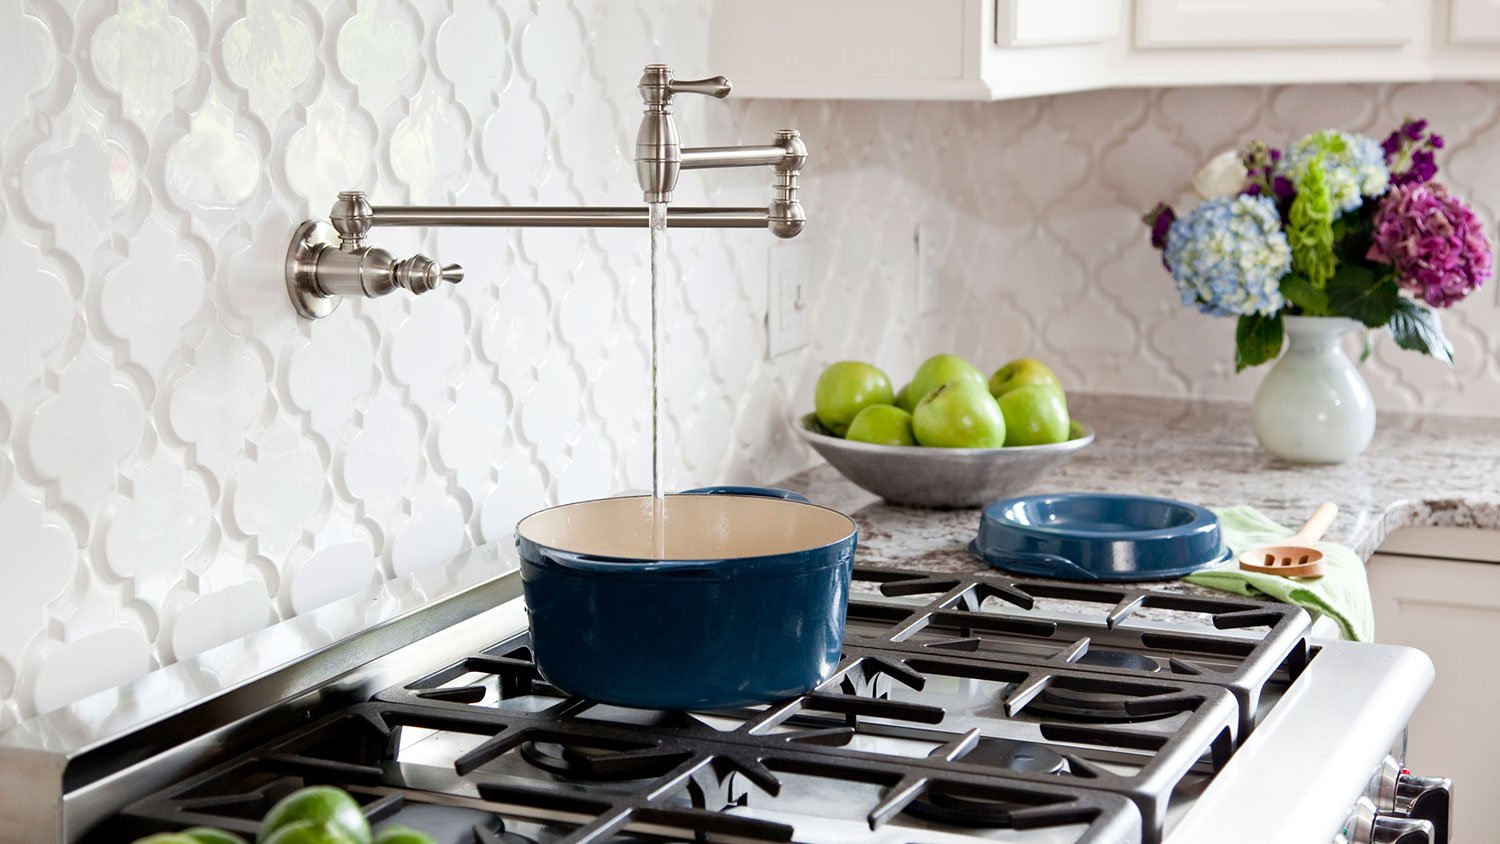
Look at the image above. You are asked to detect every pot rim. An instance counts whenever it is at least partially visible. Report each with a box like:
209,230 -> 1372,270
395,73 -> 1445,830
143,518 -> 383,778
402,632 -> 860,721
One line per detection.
515,492 -> 858,574
985,492 -> 1220,541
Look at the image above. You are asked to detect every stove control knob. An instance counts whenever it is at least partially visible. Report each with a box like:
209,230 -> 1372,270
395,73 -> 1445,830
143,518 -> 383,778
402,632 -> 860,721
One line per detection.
1343,798 -> 1435,844
1394,774 -> 1451,844
1370,814 -> 1434,844
1366,755 -> 1402,811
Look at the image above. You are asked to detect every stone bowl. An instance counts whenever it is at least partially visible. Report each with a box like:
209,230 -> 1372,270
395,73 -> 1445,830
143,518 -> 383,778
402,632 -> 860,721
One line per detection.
793,413 -> 1094,509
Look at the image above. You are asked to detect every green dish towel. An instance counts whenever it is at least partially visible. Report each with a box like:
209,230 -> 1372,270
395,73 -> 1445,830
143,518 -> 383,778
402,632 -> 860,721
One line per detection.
1183,505 -> 1374,642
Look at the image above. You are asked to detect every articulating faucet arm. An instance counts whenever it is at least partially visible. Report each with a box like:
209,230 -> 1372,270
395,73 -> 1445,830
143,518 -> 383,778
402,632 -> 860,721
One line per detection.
284,64 -> 806,319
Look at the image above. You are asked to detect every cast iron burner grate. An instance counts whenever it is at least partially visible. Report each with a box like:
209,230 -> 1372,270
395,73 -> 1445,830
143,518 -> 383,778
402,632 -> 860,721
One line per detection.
360,637 -> 1237,841
113,564 -> 1314,844
117,701 -> 1142,844
844,566 -> 1313,737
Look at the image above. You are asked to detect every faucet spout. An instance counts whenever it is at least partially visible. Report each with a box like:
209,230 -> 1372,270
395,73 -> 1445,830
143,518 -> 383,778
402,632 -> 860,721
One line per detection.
284,62 -> 808,318
633,64 -> 807,227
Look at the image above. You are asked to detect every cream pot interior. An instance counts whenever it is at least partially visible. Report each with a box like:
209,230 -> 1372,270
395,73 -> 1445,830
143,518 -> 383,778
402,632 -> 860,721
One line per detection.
516,494 -> 856,561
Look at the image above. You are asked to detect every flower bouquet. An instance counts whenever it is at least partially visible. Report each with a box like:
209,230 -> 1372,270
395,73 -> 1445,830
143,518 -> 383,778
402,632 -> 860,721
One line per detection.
1144,120 -> 1492,371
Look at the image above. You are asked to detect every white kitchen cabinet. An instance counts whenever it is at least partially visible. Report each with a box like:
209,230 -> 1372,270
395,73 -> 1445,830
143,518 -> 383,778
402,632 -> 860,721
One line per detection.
1136,0 -> 1423,49
1368,527 -> 1500,841
708,0 -> 1498,101
1452,0 -> 1500,43
708,0 -> 1126,100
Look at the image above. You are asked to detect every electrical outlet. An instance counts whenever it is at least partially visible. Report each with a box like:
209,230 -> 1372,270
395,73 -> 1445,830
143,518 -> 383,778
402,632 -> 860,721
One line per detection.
915,222 -> 940,316
767,243 -> 810,358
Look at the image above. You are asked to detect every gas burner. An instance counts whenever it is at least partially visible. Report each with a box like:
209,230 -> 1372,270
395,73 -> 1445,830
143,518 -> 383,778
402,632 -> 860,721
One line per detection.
1074,649 -> 1161,673
902,789 -> 1023,828
578,706 -> 713,731
377,805 -> 507,844
518,739 -> 684,782
1029,682 -> 1171,724
1016,654 -> 1170,723
958,738 -> 1069,776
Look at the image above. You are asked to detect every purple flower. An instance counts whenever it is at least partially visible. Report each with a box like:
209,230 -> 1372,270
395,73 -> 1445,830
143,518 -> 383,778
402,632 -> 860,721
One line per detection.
1402,118 -> 1429,140
1272,176 -> 1296,200
1381,132 -> 1403,162
1385,118 -> 1444,185
1143,202 -> 1177,267
1367,182 -> 1493,308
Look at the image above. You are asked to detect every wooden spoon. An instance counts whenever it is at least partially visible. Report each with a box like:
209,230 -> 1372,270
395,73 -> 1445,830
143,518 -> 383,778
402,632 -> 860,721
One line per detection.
1237,502 -> 1338,578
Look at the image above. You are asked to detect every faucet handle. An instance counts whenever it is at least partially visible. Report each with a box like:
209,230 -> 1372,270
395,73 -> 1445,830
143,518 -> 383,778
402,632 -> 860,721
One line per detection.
669,75 -> 731,99
640,65 -> 731,107
393,254 -> 465,294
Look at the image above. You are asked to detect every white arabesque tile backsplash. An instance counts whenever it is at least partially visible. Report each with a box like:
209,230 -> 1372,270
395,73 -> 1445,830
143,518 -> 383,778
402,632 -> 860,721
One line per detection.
2,0 -> 1498,724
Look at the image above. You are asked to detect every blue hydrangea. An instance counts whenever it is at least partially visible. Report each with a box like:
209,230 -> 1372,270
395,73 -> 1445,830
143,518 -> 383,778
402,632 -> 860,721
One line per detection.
1278,129 -> 1389,214
1164,195 -> 1290,318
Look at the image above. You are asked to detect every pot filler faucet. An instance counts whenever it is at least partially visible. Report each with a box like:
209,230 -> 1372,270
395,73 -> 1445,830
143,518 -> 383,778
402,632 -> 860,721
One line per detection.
284,64 -> 807,318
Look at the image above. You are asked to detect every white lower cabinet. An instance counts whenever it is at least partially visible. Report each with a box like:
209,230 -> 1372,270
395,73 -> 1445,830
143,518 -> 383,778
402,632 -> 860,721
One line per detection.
1368,528 -> 1500,841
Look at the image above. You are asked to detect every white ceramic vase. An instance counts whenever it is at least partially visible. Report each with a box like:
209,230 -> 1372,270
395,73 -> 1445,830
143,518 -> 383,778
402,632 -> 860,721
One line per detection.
1251,315 -> 1375,464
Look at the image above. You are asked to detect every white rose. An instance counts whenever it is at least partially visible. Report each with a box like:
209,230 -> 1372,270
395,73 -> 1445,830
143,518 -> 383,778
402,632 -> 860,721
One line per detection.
1192,149 -> 1249,200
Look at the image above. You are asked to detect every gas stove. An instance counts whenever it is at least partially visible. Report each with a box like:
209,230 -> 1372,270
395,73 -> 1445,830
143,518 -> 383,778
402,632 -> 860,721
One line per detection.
0,548 -> 1445,844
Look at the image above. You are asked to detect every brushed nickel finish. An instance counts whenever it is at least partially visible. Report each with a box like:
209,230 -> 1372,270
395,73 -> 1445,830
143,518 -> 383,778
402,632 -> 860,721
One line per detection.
286,63 -> 807,318
285,220 -> 341,319
370,206 -> 773,228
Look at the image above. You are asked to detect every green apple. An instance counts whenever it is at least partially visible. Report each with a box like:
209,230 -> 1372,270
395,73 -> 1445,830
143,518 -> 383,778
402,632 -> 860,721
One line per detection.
133,837 -> 203,844
814,361 -> 894,437
909,354 -> 986,408
262,822 -> 357,844
988,358 -> 1062,399
893,382 -> 917,414
182,831 -> 248,844
259,787 -> 370,844
998,384 -> 1071,446
912,381 -> 1006,448
374,827 -> 438,844
845,404 -> 917,446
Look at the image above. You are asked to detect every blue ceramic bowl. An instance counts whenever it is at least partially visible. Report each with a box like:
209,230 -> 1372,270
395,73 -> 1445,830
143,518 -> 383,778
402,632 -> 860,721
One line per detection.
515,486 -> 857,710
972,493 -> 1230,581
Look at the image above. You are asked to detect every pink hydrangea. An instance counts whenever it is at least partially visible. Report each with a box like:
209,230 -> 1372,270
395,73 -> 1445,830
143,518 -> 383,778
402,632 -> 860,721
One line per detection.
1367,182 -> 1493,308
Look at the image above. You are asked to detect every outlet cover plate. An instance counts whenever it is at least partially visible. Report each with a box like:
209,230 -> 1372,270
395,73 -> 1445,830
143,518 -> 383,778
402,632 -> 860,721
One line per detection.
916,222 -> 940,316
768,242 -> 811,357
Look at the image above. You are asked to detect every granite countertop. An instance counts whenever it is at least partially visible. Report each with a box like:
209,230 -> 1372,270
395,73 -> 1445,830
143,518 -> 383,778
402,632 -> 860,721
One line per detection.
779,393 -> 1500,577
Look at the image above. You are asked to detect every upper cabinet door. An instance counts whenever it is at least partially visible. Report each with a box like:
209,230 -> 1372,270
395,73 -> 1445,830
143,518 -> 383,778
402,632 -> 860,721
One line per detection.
1136,0 -> 1425,48
997,0 -> 1122,47
1452,0 -> 1500,44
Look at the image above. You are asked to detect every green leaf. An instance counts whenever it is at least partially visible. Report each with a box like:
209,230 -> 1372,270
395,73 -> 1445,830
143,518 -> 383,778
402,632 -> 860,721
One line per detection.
1235,312 -> 1284,372
1386,298 -> 1455,365
1359,329 -> 1374,364
1325,264 -> 1401,327
1280,272 -> 1329,314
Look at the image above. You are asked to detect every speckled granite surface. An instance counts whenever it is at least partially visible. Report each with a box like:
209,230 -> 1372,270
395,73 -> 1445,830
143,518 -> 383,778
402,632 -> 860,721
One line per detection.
779,393 -> 1500,578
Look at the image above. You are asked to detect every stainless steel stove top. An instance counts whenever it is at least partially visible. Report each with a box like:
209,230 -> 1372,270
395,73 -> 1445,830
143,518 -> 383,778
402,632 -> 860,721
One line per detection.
0,544 -> 1437,844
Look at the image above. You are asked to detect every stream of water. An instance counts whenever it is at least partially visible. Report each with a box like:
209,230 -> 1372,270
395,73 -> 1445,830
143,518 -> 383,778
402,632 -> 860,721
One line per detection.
648,201 -> 668,559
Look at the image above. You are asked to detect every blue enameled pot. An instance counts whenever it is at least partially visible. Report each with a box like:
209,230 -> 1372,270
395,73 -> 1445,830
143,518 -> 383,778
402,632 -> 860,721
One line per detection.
515,486 -> 857,710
